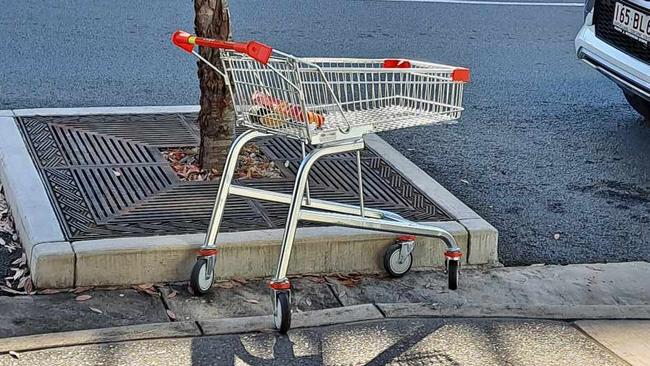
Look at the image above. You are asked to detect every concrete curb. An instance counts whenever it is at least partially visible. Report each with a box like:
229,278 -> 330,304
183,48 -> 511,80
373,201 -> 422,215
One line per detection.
2,106 -> 498,288
365,134 -> 498,265
12,105 -> 200,117
71,221 -> 468,286
0,116 -> 71,288
0,321 -> 201,353
376,303 -> 650,320
198,304 -> 383,335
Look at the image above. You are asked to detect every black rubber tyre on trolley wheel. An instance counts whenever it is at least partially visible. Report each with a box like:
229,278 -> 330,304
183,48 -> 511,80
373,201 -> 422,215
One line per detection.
447,259 -> 459,290
274,291 -> 291,334
383,243 -> 413,277
190,258 -> 214,295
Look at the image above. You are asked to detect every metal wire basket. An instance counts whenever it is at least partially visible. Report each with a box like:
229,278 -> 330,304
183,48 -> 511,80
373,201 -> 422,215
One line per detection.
172,31 -> 469,145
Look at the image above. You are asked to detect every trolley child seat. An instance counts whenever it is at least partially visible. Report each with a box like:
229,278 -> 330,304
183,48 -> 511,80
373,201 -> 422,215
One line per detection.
172,30 -> 470,333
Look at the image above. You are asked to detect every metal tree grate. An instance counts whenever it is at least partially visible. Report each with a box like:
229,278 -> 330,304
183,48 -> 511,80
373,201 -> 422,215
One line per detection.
17,113 -> 451,241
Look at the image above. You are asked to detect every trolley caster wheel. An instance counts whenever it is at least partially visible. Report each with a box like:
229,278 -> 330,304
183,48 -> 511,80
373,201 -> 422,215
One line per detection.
447,259 -> 459,290
383,243 -> 413,277
273,291 -> 291,334
190,258 -> 214,295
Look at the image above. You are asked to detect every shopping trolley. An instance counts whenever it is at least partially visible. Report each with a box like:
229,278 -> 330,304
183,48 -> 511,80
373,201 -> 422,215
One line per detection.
172,30 -> 470,333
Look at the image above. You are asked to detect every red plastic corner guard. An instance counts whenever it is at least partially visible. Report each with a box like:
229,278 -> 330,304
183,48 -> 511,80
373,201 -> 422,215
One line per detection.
452,68 -> 470,83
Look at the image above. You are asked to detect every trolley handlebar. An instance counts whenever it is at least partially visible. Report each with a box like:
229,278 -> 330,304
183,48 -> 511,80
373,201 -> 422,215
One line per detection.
171,30 -> 273,64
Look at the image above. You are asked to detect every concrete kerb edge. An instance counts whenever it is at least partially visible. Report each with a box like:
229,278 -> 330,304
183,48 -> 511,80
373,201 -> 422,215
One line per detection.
0,321 -> 201,354
364,134 -> 481,221
375,303 -> 650,320
0,110 -> 15,117
12,105 -> 200,117
198,304 -> 384,335
70,220 -> 468,286
364,134 -> 499,265
0,116 -> 71,287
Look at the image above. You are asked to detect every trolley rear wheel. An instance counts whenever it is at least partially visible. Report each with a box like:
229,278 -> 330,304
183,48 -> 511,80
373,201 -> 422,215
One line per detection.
384,243 -> 413,277
273,291 -> 291,333
447,259 -> 459,290
190,258 -> 214,295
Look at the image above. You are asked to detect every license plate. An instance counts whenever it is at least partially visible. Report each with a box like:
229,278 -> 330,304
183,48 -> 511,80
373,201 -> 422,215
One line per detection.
613,2 -> 650,45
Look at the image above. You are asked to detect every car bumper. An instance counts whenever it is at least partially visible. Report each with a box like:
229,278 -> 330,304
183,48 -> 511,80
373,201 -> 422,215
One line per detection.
575,14 -> 650,100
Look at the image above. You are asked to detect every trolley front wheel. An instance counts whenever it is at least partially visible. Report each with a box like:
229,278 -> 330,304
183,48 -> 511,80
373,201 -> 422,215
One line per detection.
447,259 -> 459,290
190,258 -> 214,295
384,243 -> 413,277
273,291 -> 291,333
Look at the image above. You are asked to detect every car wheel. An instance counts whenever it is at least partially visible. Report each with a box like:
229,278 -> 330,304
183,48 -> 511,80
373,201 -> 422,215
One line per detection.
623,90 -> 650,121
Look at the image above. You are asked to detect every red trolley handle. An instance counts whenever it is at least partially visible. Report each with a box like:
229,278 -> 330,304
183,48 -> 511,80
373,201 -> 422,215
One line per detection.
172,30 -> 273,65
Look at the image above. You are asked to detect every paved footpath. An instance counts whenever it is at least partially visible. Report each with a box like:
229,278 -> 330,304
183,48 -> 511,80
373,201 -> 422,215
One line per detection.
0,262 -> 649,364
0,319 -> 626,366
0,318 -> 642,366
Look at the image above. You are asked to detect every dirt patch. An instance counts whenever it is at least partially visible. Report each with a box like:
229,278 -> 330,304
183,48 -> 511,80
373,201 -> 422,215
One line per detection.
161,144 -> 282,182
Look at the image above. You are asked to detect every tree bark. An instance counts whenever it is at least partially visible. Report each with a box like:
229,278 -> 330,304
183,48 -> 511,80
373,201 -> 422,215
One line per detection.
195,0 -> 234,174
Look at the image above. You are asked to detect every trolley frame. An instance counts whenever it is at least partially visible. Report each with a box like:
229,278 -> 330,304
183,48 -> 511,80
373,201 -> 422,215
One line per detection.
172,30 -> 466,333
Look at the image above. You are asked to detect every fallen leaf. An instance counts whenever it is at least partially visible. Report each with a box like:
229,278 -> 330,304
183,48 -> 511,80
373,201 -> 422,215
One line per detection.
307,276 -> 326,284
338,277 -> 361,288
74,286 -> 93,294
8,351 -> 19,359
25,278 -> 34,294
143,288 -> 160,297
168,290 -> 178,299
232,277 -> 248,285
0,286 -> 25,295
75,294 -> 92,301
244,299 -> 259,304
40,288 -> 64,295
214,281 -> 235,289
17,276 -> 29,290
460,179 -> 470,185
11,268 -> 24,281
166,309 -> 176,320
11,254 -> 26,266
136,283 -> 154,290
113,170 -> 122,177
89,307 -> 103,314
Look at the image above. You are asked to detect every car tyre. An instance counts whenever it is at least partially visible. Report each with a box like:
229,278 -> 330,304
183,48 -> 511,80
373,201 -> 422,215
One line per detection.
623,90 -> 650,122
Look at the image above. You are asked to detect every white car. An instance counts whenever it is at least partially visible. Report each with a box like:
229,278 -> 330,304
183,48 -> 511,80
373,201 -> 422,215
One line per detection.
576,0 -> 650,120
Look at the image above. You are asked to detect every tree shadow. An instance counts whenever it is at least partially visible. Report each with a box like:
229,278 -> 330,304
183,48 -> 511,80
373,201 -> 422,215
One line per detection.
188,319 -> 462,365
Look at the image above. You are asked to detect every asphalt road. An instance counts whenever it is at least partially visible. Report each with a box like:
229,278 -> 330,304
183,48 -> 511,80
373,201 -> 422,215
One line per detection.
1,0 -> 649,265
0,318 -> 626,365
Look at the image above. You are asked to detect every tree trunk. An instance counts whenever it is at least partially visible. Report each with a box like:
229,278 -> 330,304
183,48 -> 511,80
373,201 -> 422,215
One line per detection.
195,0 -> 234,174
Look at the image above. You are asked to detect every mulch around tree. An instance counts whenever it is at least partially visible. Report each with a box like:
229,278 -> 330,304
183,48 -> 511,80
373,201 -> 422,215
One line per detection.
162,143 -> 281,182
